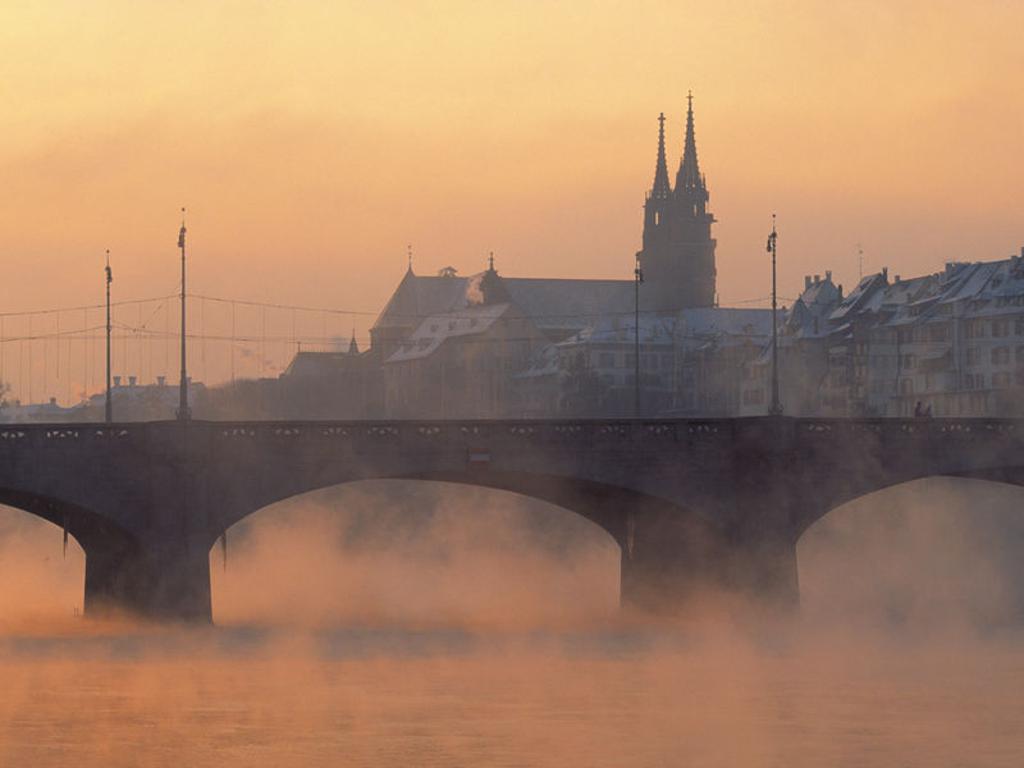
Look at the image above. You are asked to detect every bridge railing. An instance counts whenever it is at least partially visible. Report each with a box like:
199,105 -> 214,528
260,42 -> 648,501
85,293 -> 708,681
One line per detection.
0,416 -> 1021,451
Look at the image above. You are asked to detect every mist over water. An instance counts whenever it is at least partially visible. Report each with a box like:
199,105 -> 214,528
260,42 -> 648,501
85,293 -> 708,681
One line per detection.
1,478 -> 1024,766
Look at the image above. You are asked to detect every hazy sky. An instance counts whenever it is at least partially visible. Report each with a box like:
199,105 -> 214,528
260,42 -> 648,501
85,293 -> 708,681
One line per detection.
0,1 -> 1022,397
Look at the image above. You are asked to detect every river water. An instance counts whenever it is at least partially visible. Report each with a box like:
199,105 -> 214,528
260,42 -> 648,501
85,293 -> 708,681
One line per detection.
1,623 -> 1022,767
2,477 -> 1024,766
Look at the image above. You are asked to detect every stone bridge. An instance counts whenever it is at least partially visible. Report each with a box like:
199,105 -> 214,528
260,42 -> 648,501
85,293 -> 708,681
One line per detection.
1,416 -> 1023,622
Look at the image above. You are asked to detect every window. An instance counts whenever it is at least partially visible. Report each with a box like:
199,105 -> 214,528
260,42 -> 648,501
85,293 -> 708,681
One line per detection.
966,319 -> 987,339
900,378 -> 914,395
1017,346 -> 1024,364
993,371 -> 1012,389
901,354 -> 915,369
993,319 -> 1010,338
992,346 -> 1010,365
598,352 -> 615,368
1016,316 -> 1024,336
967,347 -> 981,366
929,324 -> 949,342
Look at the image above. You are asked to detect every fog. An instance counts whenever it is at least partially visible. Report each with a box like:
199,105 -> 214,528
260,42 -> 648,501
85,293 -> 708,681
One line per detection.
212,481 -> 620,629
1,477 -> 1024,765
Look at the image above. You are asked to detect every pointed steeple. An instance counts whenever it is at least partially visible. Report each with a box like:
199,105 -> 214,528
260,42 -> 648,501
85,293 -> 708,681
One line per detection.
650,112 -> 671,199
676,91 -> 704,193
348,330 -> 359,355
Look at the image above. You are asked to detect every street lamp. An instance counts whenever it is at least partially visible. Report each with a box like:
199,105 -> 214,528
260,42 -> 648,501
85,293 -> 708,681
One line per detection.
177,208 -> 190,421
767,214 -> 783,415
105,250 -> 113,423
634,252 -> 644,418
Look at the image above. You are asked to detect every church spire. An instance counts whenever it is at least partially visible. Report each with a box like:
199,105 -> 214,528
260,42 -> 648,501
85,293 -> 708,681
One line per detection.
676,91 -> 703,192
650,112 -> 671,199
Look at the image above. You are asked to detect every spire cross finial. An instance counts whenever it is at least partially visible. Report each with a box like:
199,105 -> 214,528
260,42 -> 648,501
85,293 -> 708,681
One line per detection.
658,111 -> 665,129
687,90 -> 693,109
488,251 -> 495,271
407,243 -> 412,268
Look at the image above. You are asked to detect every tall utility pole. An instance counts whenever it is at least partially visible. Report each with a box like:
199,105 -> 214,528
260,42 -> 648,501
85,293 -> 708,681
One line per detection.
105,250 -> 113,423
177,208 -> 190,421
767,214 -> 783,415
634,252 -> 643,417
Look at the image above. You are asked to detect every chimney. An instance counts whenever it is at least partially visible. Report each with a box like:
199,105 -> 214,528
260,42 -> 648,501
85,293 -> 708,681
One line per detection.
882,266 -> 889,281
814,274 -> 821,284
113,376 -> 121,387
49,397 -> 56,405
825,270 -> 832,282
157,375 -> 166,387
838,284 -> 844,300
895,275 -> 901,283
804,275 -> 812,289
128,376 -> 137,387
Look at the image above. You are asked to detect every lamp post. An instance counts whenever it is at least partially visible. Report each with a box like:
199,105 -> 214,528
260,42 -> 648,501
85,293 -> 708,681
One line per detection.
177,209 -> 190,421
634,252 -> 643,417
105,250 -> 113,423
767,214 -> 783,415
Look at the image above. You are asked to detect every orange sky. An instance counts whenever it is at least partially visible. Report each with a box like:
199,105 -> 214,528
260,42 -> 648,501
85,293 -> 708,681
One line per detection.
0,1 -> 1022,400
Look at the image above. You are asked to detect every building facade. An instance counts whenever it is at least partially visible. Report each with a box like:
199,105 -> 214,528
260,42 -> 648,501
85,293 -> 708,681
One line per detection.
741,251 -> 1024,418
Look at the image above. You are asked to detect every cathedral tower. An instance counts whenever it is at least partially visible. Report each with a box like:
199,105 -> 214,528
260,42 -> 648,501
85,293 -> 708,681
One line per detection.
637,94 -> 717,311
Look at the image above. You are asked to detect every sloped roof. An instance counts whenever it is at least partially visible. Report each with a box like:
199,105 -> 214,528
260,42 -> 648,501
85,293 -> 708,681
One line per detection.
283,351 -> 362,378
678,307 -> 772,338
504,278 -> 633,331
372,270 -> 633,334
829,271 -> 889,322
385,302 -> 514,363
372,270 -> 471,331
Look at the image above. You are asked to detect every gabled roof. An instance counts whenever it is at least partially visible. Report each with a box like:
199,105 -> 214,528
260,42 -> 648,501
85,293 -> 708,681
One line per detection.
372,270 -> 471,332
372,270 -> 634,335
829,271 -> 889,322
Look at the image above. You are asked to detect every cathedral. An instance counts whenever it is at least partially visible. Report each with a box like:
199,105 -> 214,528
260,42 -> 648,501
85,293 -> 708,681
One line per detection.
371,93 -> 718,355
270,97 -> 725,418
637,93 -> 717,310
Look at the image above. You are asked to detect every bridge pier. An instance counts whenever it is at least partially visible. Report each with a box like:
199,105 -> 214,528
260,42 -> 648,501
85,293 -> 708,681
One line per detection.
83,539 -> 212,623
618,504 -> 729,613
617,504 -> 799,615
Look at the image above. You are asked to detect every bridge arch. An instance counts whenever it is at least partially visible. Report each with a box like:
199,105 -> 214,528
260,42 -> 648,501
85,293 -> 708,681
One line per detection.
207,470 -> 728,623
0,486 -> 144,618
0,497 -> 87,620
796,475 -> 1024,628
209,477 -> 629,626
211,467 -> 727,554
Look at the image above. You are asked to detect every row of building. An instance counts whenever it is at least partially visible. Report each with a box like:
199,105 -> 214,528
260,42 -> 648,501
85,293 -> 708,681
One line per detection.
743,252 -> 1024,418
4,96 -> 1021,422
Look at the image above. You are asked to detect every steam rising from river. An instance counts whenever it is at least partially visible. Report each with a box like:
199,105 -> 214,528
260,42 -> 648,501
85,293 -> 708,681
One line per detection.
1,477 -> 1024,766
212,480 -> 621,629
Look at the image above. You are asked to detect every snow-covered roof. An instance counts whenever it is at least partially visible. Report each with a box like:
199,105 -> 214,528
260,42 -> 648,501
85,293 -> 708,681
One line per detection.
384,302 -> 514,363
